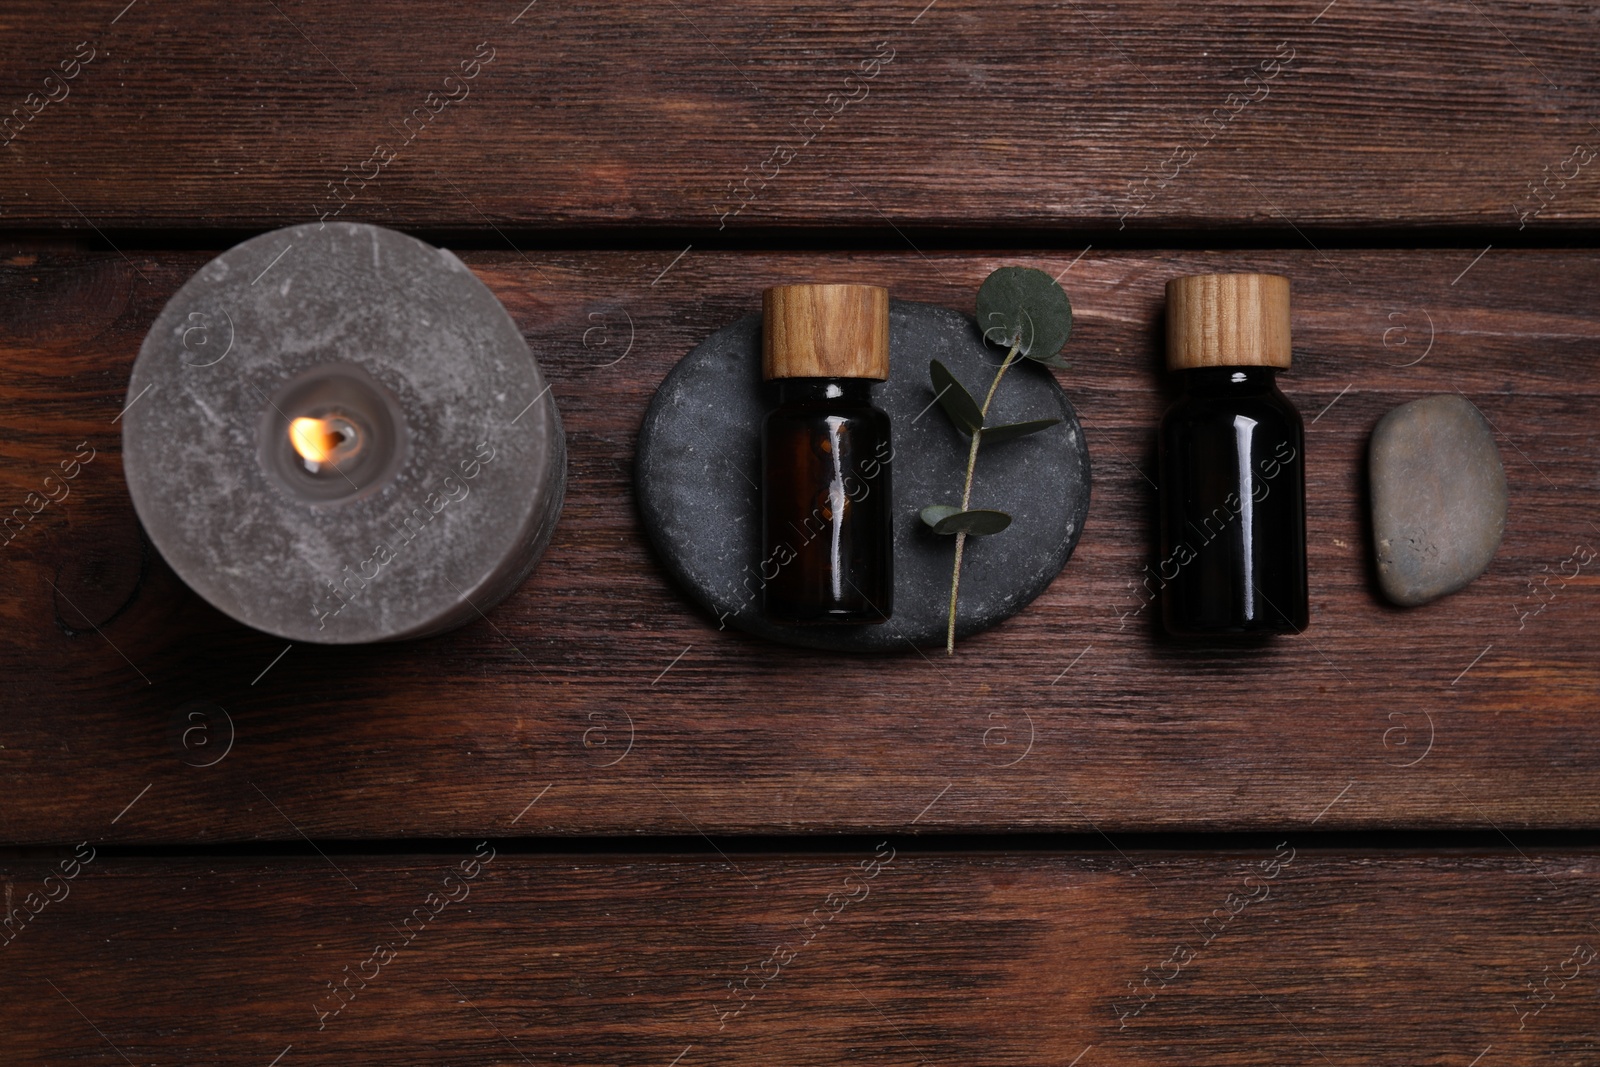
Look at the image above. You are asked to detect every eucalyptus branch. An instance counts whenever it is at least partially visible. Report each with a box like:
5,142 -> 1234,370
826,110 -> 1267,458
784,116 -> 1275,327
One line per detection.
919,266 -> 1074,654
945,342 -> 1022,653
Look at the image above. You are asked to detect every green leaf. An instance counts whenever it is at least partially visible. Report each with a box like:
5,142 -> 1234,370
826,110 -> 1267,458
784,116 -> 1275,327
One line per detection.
980,418 -> 1060,444
929,359 -> 983,433
975,266 -> 1073,360
920,504 -> 964,530
1032,352 -> 1071,371
931,508 -> 1013,537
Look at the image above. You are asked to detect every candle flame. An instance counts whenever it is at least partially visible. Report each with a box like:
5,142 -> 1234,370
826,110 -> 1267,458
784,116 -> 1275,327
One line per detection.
289,417 -> 345,468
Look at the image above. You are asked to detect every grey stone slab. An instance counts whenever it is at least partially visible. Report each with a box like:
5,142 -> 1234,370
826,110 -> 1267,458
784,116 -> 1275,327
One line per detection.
636,300 -> 1091,652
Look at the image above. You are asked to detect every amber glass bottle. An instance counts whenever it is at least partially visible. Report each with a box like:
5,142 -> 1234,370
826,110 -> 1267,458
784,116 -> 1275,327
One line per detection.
1158,273 -> 1308,636
761,284 -> 893,624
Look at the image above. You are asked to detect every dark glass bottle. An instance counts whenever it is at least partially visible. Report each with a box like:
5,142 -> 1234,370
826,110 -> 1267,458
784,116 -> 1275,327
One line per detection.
760,284 -> 893,624
1158,274 -> 1308,636
762,379 -> 893,622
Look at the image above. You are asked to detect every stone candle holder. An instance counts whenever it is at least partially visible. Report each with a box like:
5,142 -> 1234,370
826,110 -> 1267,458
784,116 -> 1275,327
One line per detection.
123,222 -> 565,643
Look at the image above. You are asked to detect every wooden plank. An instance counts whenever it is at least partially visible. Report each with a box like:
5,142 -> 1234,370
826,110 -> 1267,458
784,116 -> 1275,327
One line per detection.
1,2 -> 1598,230
2,847 -> 1597,1064
0,245 -> 1597,842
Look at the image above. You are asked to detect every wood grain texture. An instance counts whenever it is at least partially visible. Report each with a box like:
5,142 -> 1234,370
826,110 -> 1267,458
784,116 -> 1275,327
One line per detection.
1165,272 -> 1291,370
0,245 -> 1597,843
2,847 -> 1598,1065
0,1 -> 1598,231
763,283 -> 889,379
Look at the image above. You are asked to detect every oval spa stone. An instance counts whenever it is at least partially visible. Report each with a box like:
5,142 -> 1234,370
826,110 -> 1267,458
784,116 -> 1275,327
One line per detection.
635,299 -> 1091,653
1370,394 -> 1508,607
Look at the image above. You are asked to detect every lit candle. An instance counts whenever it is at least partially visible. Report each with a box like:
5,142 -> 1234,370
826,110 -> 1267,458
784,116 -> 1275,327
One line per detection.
123,222 -> 566,643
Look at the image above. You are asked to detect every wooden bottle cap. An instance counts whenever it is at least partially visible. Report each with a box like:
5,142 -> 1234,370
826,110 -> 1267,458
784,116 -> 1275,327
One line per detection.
763,284 -> 890,380
1165,273 -> 1291,371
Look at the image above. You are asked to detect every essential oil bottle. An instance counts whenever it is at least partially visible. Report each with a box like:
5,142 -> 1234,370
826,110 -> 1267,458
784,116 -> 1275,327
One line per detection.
761,283 -> 893,624
1158,273 -> 1308,636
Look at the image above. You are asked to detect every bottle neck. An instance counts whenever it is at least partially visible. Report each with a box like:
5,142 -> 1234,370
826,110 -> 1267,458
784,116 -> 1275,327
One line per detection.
1176,366 -> 1282,397
770,377 -> 877,405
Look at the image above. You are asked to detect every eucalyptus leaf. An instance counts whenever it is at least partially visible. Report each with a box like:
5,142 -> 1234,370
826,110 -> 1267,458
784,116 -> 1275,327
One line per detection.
929,359 -> 983,433
980,418 -> 1060,444
920,504 -> 963,530
975,266 -> 1073,359
932,508 -> 1013,537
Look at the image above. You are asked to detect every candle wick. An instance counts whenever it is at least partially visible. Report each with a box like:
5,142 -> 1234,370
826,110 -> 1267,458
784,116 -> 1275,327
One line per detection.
289,415 -> 358,472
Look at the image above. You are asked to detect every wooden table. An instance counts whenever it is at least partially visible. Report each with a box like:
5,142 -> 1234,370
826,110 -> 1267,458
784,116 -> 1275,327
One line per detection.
3,2 -> 1597,1063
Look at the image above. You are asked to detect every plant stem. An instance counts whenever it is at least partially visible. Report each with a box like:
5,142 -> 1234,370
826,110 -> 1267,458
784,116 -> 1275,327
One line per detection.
946,342 -> 1023,654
